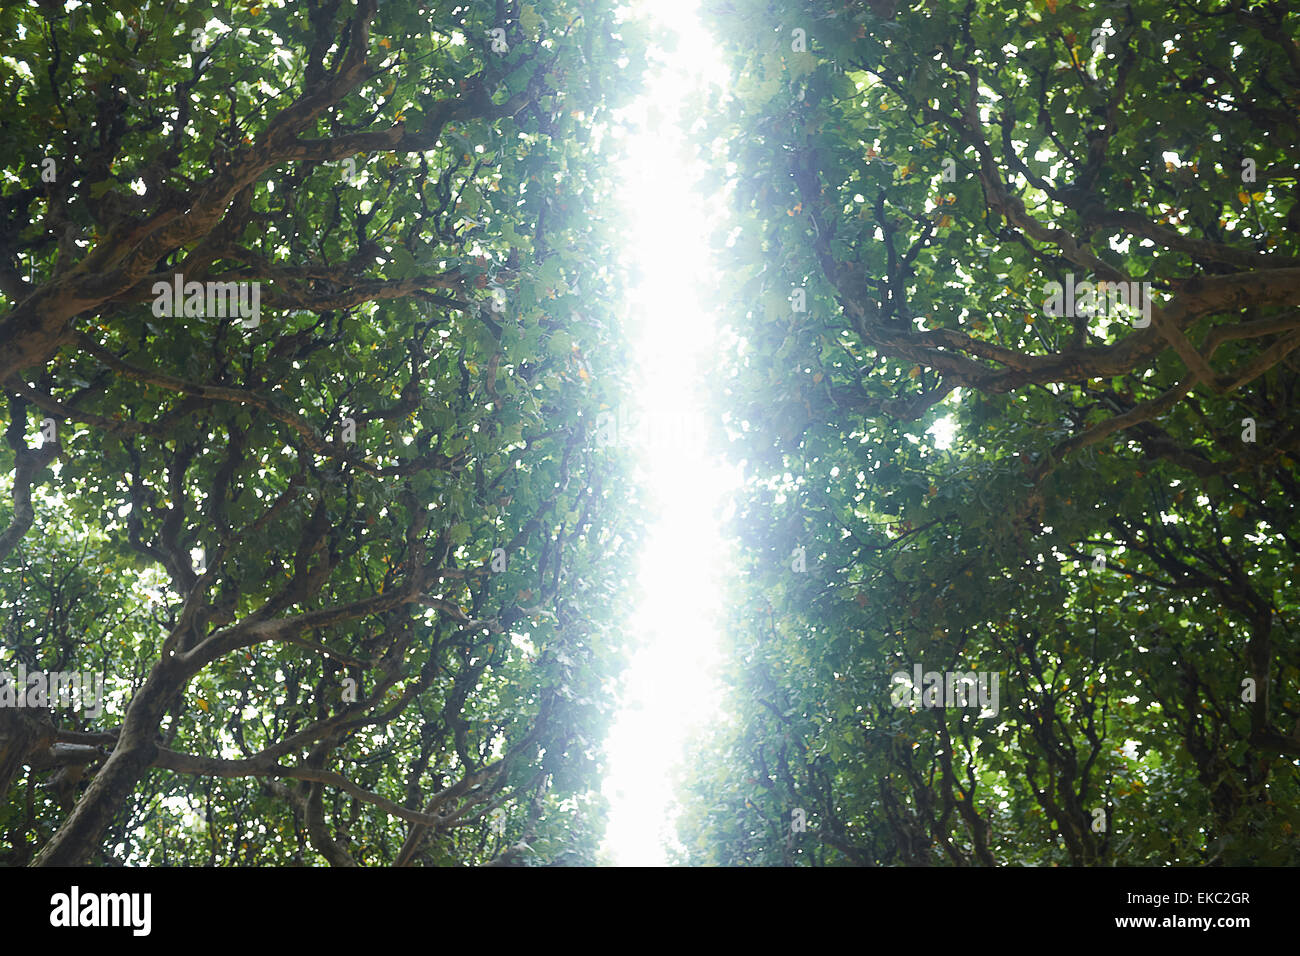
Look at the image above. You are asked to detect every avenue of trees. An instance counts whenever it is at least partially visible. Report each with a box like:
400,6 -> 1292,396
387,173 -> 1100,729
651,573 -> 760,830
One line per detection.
3,0 -> 1298,870
675,0 -> 1300,865
0,0 -> 644,866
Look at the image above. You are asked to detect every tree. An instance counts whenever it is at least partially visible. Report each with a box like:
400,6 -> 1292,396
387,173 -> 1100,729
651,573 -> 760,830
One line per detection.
677,0 -> 1300,865
0,0 -> 645,866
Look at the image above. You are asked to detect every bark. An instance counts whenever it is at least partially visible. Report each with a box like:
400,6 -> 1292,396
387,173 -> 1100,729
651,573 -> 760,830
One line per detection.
31,656 -> 185,866
0,708 -> 56,805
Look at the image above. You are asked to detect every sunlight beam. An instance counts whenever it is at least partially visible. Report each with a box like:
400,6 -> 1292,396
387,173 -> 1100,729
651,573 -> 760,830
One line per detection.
599,0 -> 735,866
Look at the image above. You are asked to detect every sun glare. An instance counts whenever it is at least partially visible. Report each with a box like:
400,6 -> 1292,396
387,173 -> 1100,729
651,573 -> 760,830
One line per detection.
599,0 -> 735,865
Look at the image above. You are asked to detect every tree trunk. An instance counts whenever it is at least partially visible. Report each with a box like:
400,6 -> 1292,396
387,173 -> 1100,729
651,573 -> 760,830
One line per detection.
31,658 -> 185,866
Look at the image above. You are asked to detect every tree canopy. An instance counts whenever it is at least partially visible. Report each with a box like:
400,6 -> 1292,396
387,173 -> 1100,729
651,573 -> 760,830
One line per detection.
675,0 -> 1300,865
3,0 -> 1299,870
1,0 -> 645,866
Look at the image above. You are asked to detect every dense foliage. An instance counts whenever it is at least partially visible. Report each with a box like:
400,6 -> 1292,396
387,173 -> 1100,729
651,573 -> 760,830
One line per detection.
675,0 -> 1300,865
0,0 -> 644,866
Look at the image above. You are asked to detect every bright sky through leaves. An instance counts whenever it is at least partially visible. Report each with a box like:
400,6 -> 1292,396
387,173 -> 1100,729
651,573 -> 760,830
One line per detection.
599,0 -> 735,866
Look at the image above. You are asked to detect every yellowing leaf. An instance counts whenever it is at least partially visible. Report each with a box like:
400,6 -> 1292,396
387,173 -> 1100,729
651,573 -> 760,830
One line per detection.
196,697 -> 209,712
908,365 -> 921,379
1238,190 -> 1250,204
